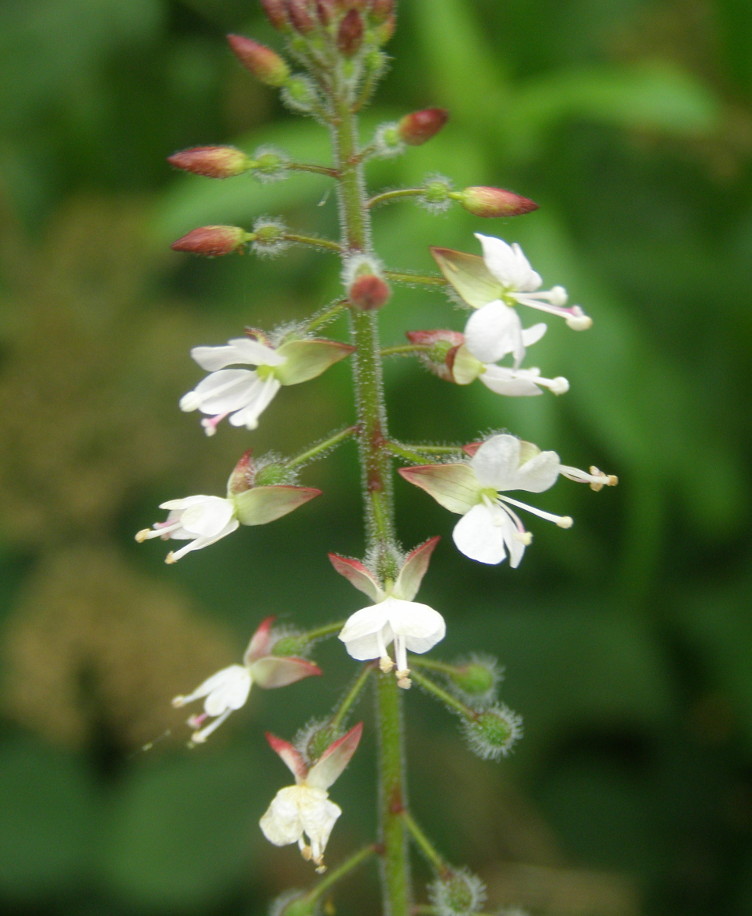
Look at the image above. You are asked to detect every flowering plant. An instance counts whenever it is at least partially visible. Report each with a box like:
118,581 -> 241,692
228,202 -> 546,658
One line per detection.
136,2 -> 617,913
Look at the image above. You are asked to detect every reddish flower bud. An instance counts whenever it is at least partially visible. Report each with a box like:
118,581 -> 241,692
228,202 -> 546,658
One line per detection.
349,273 -> 391,310
369,0 -> 394,22
337,8 -> 364,56
456,186 -> 538,218
260,0 -> 289,30
171,225 -> 248,257
315,0 -> 334,25
406,329 -> 463,381
226,35 -> 290,87
397,108 -> 449,146
167,146 -> 251,179
286,0 -> 317,34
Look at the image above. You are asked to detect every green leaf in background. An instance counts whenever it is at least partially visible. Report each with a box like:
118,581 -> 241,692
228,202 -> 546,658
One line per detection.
102,745 -> 265,910
0,737 -> 96,900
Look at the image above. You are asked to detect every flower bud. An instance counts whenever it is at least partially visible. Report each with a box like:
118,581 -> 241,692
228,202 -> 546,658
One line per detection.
406,329 -> 463,381
250,146 -> 290,183
270,633 -> 312,657
171,225 -> 248,257
428,868 -> 487,916
260,0 -> 290,31
300,720 -> 340,762
397,108 -> 449,146
315,0 -> 334,26
281,75 -> 320,114
420,175 -> 454,213
369,0 -> 394,24
250,217 -> 289,257
167,146 -> 252,179
447,655 -> 500,701
337,8 -> 364,56
269,890 -> 320,916
348,273 -> 391,310
461,704 -> 523,761
226,35 -> 290,87
287,0 -> 317,34
454,186 -> 538,218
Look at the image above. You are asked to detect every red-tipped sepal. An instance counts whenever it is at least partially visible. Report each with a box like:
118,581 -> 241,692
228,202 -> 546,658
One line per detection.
233,485 -> 321,526
329,553 -> 384,602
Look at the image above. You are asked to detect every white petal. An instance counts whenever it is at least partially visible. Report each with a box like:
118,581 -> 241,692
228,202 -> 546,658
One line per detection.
338,604 -> 391,660
452,503 -> 510,565
464,301 -> 523,364
475,234 -> 541,291
470,435 -> 522,489
175,496 -> 235,537
385,598 -> 445,654
260,786 -> 307,846
507,449 -> 561,493
227,376 -> 281,430
202,666 -> 252,715
298,788 -> 340,858
520,322 -> 547,347
190,338 -> 284,371
480,366 -> 543,397
180,369 -> 262,415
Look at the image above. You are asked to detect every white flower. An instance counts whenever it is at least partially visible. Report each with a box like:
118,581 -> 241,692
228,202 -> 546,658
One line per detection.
452,322 -> 569,397
260,724 -> 362,873
172,665 -> 252,744
135,494 -> 238,563
452,436 -> 568,566
180,335 -> 355,435
331,538 -> 445,687
400,435 -> 572,567
261,785 -> 341,872
338,596 -> 446,688
432,235 -> 591,366
179,337 -> 285,435
475,232 -> 591,326
171,617 -> 321,744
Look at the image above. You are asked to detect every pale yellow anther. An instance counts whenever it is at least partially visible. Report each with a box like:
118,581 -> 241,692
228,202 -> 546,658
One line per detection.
396,670 -> 412,689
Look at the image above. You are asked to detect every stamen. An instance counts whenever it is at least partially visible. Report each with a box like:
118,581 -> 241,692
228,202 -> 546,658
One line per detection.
189,708 -> 232,744
500,494 -> 574,528
396,670 -> 412,689
201,414 -> 227,436
559,464 -> 618,490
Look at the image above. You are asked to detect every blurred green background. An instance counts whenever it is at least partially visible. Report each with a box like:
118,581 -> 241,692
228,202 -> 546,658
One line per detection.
1,1 -> 750,914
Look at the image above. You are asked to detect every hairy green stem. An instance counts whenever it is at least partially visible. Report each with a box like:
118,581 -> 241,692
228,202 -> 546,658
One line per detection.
283,425 -> 358,469
303,844 -> 377,905
401,810 -> 445,871
329,67 -> 410,916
